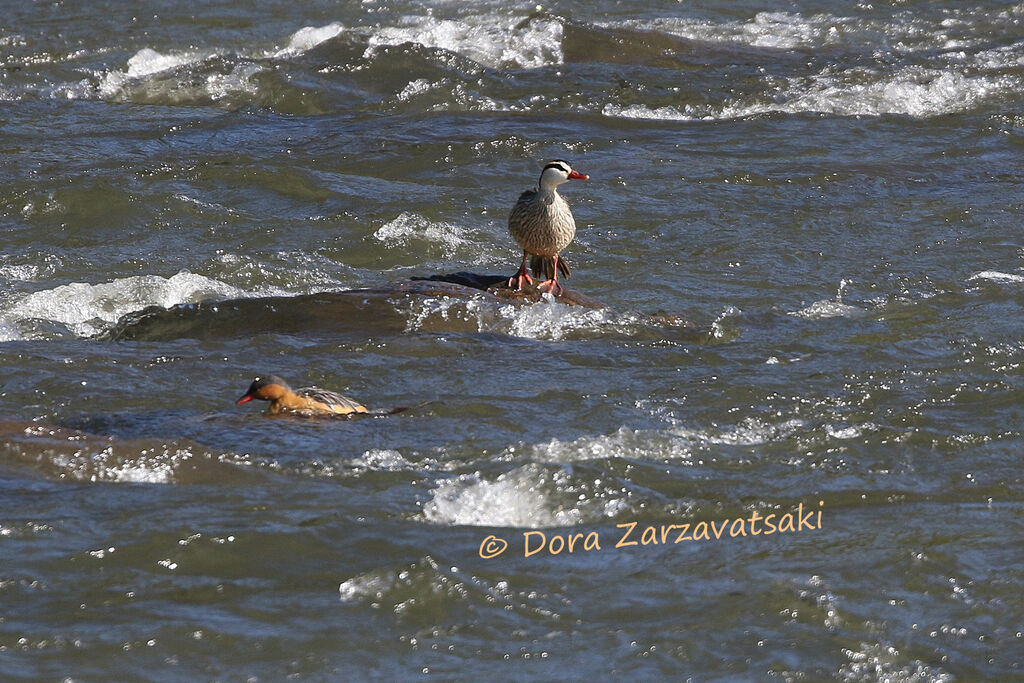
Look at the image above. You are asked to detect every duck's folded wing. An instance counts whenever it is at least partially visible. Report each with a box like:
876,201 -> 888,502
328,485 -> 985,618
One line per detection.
297,386 -> 366,413
509,190 -> 541,226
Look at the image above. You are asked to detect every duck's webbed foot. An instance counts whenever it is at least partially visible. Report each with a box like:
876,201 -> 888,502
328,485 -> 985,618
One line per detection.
536,279 -> 564,297
535,254 -> 564,297
508,250 -> 535,291
508,269 -> 534,290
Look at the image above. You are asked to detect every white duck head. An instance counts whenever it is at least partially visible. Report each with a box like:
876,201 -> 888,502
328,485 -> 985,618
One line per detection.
538,159 -> 589,192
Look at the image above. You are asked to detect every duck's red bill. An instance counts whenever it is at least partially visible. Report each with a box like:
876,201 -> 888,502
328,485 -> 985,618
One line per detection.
568,170 -> 589,180
236,394 -> 254,405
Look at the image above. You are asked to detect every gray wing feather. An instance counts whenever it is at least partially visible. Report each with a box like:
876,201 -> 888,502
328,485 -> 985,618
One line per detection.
297,386 -> 364,411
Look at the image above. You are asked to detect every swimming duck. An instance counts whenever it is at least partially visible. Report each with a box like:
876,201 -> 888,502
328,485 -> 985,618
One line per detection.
507,159 -> 588,296
235,375 -> 367,416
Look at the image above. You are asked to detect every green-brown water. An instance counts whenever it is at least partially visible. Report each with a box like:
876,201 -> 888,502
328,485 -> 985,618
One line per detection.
2,1 -> 1023,680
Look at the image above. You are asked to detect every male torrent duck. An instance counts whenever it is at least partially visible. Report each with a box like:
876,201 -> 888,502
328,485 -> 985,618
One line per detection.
235,375 -> 368,416
507,159 -> 589,296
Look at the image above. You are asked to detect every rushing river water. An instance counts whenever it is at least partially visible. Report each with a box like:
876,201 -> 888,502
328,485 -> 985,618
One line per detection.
2,0 -> 1023,680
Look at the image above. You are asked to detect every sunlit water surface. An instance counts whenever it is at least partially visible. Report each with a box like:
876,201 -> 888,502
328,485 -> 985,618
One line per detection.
2,0 -> 1023,679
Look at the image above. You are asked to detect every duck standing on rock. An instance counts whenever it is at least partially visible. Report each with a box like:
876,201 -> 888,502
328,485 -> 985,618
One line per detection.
507,160 -> 589,297
236,375 -> 367,416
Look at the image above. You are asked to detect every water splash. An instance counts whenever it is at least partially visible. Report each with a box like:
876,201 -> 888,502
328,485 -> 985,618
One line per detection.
790,280 -> 866,320
422,465 -> 581,528
371,212 -> 480,259
399,294 -> 659,341
4,271 -> 244,338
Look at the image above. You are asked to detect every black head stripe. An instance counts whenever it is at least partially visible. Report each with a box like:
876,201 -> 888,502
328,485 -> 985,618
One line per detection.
543,160 -> 572,174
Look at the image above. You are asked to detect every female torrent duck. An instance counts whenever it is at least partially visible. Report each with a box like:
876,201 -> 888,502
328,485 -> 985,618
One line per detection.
507,159 -> 588,296
235,375 -> 367,417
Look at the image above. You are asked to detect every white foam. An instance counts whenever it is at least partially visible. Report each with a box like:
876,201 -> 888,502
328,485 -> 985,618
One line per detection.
124,48 -> 198,79
745,68 -> 1014,118
50,446 -> 183,484
205,63 -> 263,101
210,251 -> 352,295
600,103 -> 699,121
790,299 -> 865,320
499,298 -> 625,340
711,305 -> 742,340
602,64 -> 1018,122
0,34 -> 27,48
422,465 -> 580,528
624,12 -> 860,51
969,270 -> 1024,283
498,417 -> 812,471
825,424 -> 873,440
5,270 -> 244,337
275,22 -> 346,56
682,417 -> 806,447
522,426 -> 683,463
98,48 -> 209,99
616,10 -> 984,55
49,14 -> 562,104
400,295 -> 650,341
396,78 -> 434,102
972,41 -> 1024,70
0,521 -> 52,538
95,47 -> 263,104
740,11 -> 849,50
100,461 -> 177,484
0,263 -> 43,282
573,415 -> 811,455
0,319 -> 21,342
338,570 -> 396,603
365,15 -> 563,69
349,449 -> 415,472
339,557 -> 467,605
18,12 -> 565,104
371,212 -> 477,259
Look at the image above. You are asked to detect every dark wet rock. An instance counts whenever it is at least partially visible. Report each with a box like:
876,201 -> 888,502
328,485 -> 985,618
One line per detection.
102,272 -> 705,342
102,289 -> 410,341
409,271 -> 508,291
411,271 -> 609,308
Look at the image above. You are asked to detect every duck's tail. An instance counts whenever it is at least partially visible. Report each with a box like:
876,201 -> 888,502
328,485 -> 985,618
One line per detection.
529,255 -> 571,281
363,400 -> 435,417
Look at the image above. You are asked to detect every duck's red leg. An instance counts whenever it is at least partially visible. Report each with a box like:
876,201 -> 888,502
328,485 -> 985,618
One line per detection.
508,250 -> 534,290
536,254 -> 564,297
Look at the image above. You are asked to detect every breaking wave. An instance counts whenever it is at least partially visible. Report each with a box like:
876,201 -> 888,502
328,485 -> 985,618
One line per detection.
1,271 -> 244,339
5,6 -> 1021,121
